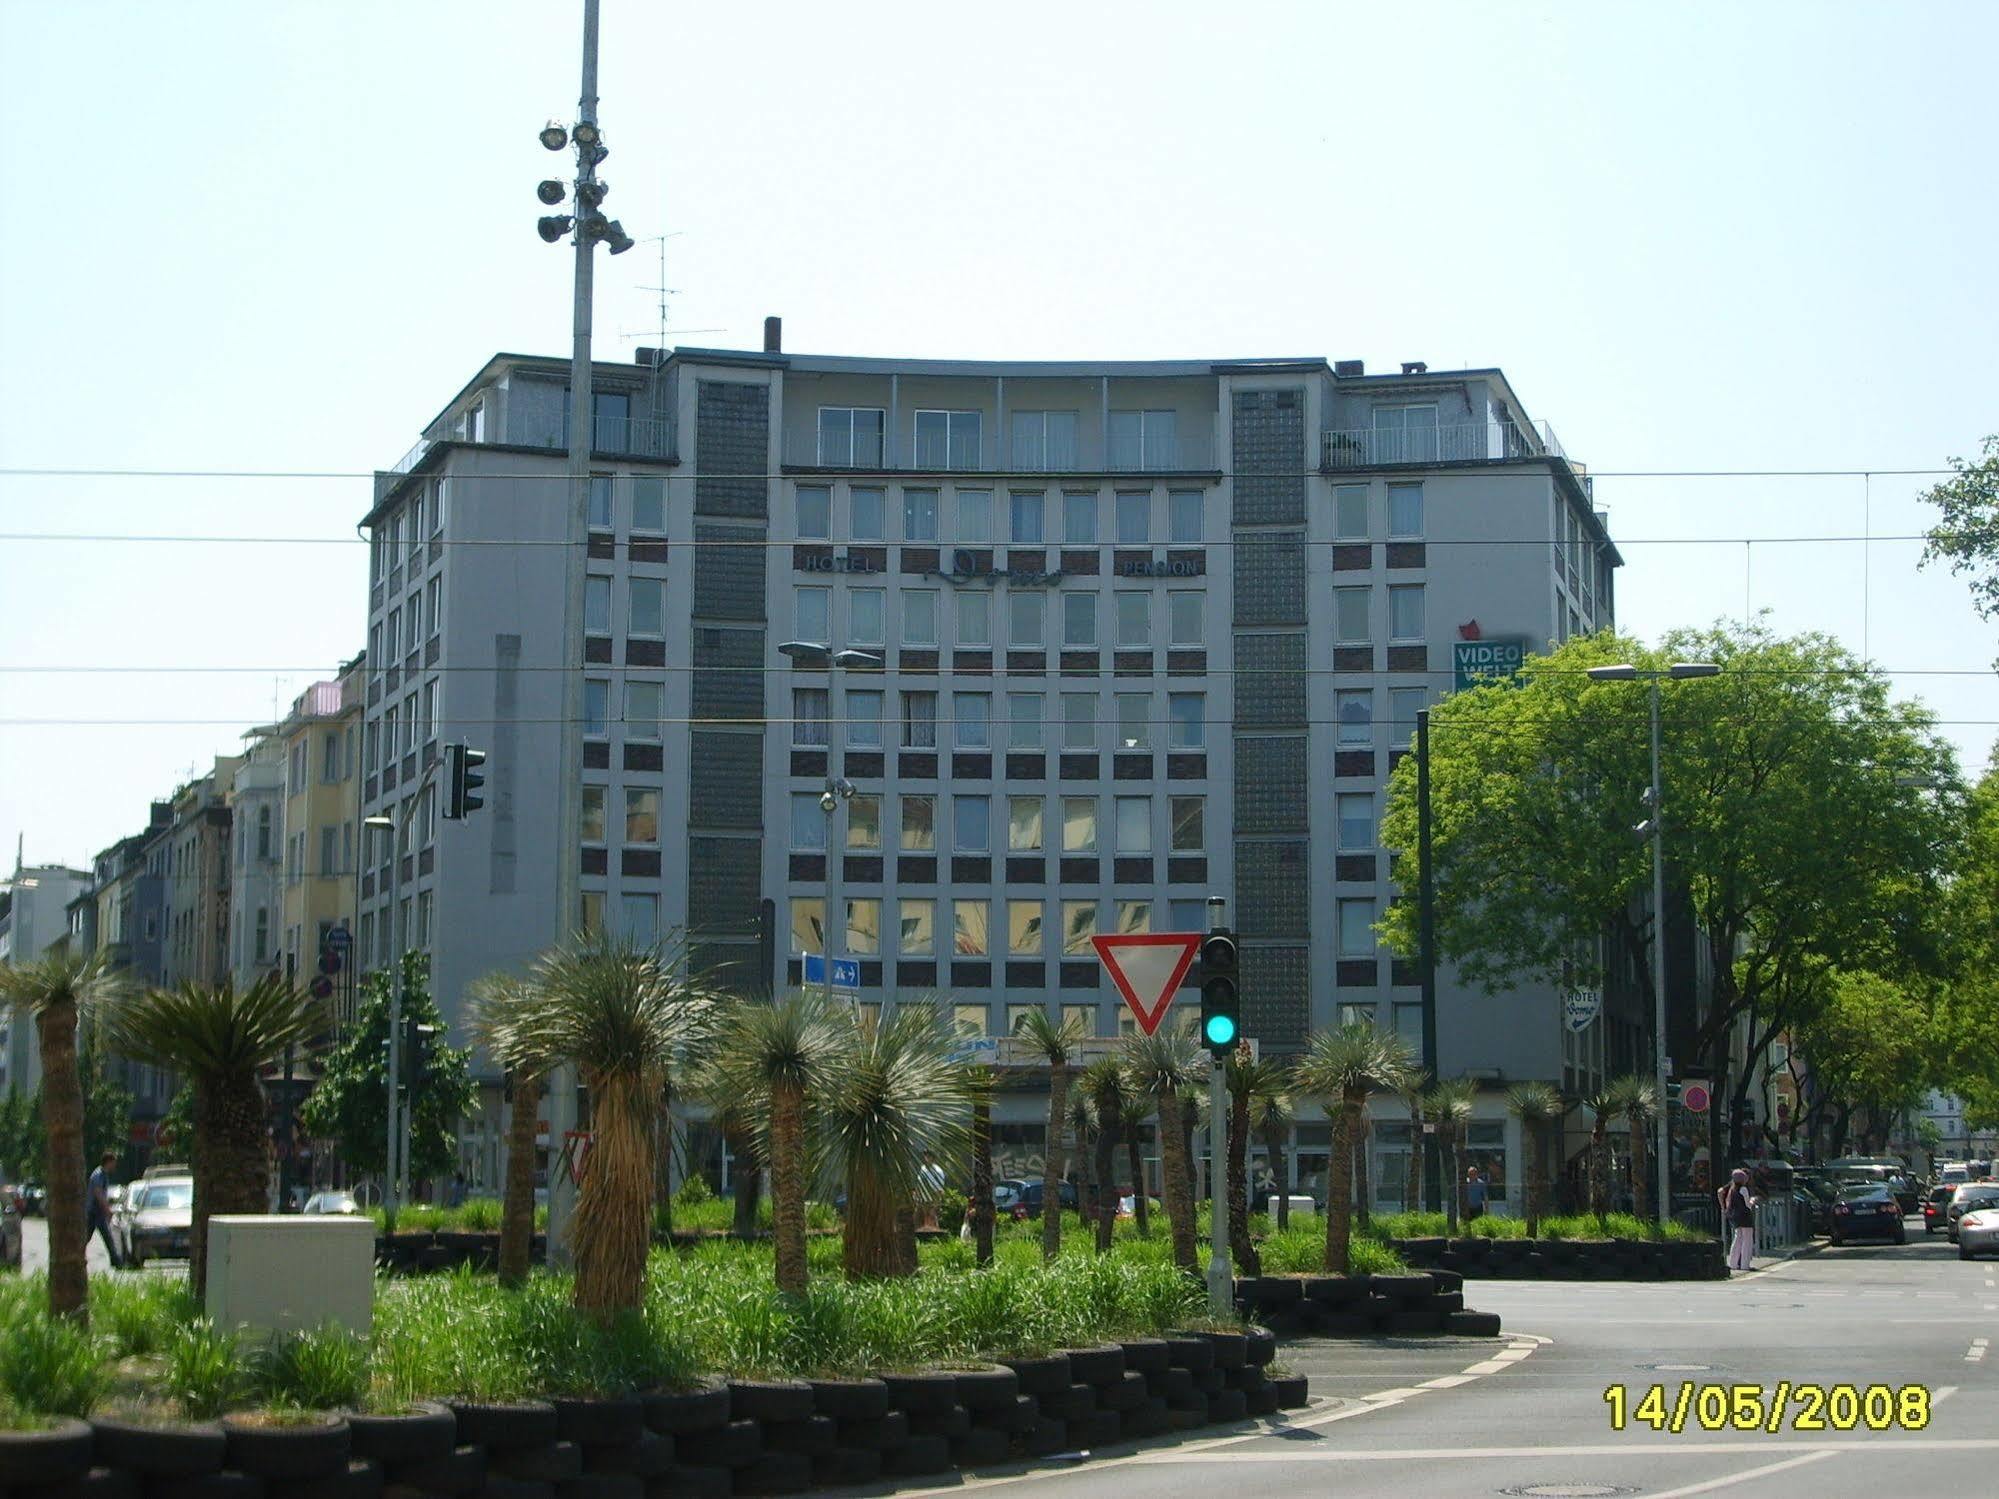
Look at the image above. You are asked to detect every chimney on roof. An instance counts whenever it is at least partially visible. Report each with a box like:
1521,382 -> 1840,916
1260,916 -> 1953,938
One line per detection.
763,316 -> 782,354
1333,359 -> 1364,378
1401,361 -> 1428,375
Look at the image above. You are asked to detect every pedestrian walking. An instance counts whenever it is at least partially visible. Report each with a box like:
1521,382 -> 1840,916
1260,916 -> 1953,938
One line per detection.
916,1151 -> 946,1231
1720,1167 -> 1757,1270
87,1151 -> 123,1269
1465,1166 -> 1488,1220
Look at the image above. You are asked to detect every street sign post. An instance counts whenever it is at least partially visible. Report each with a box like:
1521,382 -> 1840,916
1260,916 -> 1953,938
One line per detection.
1681,1082 -> 1711,1113
1562,988 -> 1602,1032
802,953 -> 861,992
1091,933 -> 1200,1035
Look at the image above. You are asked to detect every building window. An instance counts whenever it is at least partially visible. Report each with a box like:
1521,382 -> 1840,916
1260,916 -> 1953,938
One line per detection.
628,578 -> 663,637
847,794 -> 881,851
1109,409 -> 1177,469
1387,482 -> 1424,539
1009,591 -> 1045,647
899,898 -> 935,954
1334,587 -> 1370,644
953,899 -> 989,955
1007,693 -> 1043,749
320,826 -> 338,877
796,485 -> 831,540
579,892 -> 604,939
795,585 -> 830,642
956,489 -> 992,545
1340,1003 -> 1377,1030
901,691 -> 937,748
956,591 -> 990,647
1062,592 -> 1096,647
952,1002 -> 987,1039
1334,484 -> 1368,540
1115,693 -> 1149,751
953,794 -> 990,851
1167,591 -> 1202,646
914,410 -> 981,468
620,893 -> 658,947
1371,404 -> 1438,463
1114,592 -> 1150,647
1011,411 -> 1079,469
850,486 -> 885,540
847,688 -> 883,747
790,897 -> 825,956
1167,692 -> 1202,749
625,788 -> 660,844
1388,584 -> 1425,642
846,897 -> 881,955
583,679 -> 609,736
1169,796 -> 1203,851
626,680 -> 662,740
1008,796 -> 1044,851
253,908 -> 269,963
1337,689 -> 1373,746
848,588 -> 884,645
1008,899 -> 1044,955
1115,899 -> 1151,934
1009,490 -> 1045,543
793,687 -> 830,746
581,786 -> 606,843
1063,490 -> 1097,544
954,692 -> 991,748
1337,792 -> 1374,850
1168,898 -> 1206,934
894,794 -> 933,852
322,732 -> 341,782
1337,897 -> 1376,956
588,473 -> 613,529
818,407 -> 885,467
903,488 -> 939,541
585,577 -> 612,634
1062,693 -> 1094,749
1167,489 -> 1203,544
632,475 -> 664,531
256,806 -> 273,861
1115,797 -> 1151,853
1115,491 -> 1149,543
1062,797 -> 1097,852
902,589 -> 937,646
790,794 -> 826,850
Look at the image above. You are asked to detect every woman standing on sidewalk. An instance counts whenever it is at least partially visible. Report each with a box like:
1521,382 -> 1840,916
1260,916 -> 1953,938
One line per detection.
1719,1167 -> 1757,1270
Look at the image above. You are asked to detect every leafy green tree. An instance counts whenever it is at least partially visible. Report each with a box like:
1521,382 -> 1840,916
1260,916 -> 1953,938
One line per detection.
1921,435 -> 1999,663
1791,970 -> 1936,1155
75,1035 -> 137,1168
1380,623 -> 1962,1164
1933,756 -> 1999,1131
299,952 -> 476,1189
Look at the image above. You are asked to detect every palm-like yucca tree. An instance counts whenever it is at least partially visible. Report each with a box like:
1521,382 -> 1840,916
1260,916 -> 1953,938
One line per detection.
715,989 -> 842,1294
1121,1029 -> 1203,1270
1427,1078 -> 1476,1233
1249,1083 -> 1295,1231
497,935 -> 719,1318
1616,1075 -> 1662,1220
103,973 -> 323,1297
1015,1008 -> 1085,1261
1583,1083 -> 1618,1217
1118,1092 -> 1153,1238
965,1061 -> 997,1265
1067,1085 -> 1098,1236
1227,1048 -> 1286,1274
817,1002 -> 970,1279
1505,1081 -> 1563,1237
1080,1056 -> 1127,1253
1396,1068 -> 1431,1214
466,970 -> 546,1288
1294,1024 -> 1415,1274
0,951 -> 128,1321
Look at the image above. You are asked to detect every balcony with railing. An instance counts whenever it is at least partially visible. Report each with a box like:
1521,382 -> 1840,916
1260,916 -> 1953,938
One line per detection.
1320,418 -> 1567,471
385,413 -> 675,480
782,425 -> 1218,475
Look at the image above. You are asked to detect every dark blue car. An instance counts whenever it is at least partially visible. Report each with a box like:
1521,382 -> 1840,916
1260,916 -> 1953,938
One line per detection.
1830,1184 -> 1906,1246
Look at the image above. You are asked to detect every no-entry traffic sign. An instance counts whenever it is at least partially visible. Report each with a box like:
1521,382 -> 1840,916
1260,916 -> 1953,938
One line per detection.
1093,933 -> 1200,1036
1681,1082 -> 1711,1113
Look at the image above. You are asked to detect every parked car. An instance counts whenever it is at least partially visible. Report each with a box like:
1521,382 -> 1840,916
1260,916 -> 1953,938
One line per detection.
1925,1184 -> 1957,1235
1015,1181 -> 1082,1218
115,1175 -> 193,1267
1829,1184 -> 1906,1245
1946,1184 -> 1999,1244
0,1188 -> 19,1268
1958,1206 -> 1999,1261
992,1179 -> 1029,1213
17,1183 -> 46,1217
300,1191 -> 364,1217
1792,1175 -> 1838,1235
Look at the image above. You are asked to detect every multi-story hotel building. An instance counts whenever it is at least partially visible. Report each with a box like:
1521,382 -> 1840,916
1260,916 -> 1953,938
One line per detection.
360,333 -> 1620,1203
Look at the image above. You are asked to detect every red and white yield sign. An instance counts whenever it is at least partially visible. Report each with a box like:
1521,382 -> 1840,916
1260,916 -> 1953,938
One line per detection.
1093,932 -> 1200,1036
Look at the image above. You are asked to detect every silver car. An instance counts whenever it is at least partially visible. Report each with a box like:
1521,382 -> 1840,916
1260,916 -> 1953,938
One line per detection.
1946,1183 -> 1999,1243
116,1175 -> 194,1266
1959,1205 -> 1999,1261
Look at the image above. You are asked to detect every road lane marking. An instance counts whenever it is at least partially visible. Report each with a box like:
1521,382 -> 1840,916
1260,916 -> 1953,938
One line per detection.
1463,1360 -> 1509,1373
1419,1374 -> 1474,1388
1966,1337 -> 1988,1362
1129,1437 -> 1999,1463
1639,1449 -> 1835,1499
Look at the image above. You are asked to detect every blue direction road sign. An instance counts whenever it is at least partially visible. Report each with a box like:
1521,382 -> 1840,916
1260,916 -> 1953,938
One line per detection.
325,926 -> 353,949
803,953 -> 862,992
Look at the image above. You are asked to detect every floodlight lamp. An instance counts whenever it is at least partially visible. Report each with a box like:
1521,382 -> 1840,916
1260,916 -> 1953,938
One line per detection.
571,120 -> 600,147
536,179 -> 567,206
1587,664 -> 1639,681
539,122 -> 568,151
603,219 -> 635,255
819,790 -> 837,814
537,215 -> 573,243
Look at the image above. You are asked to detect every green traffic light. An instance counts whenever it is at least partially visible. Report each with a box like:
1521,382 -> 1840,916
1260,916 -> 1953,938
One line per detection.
1203,1012 -> 1237,1047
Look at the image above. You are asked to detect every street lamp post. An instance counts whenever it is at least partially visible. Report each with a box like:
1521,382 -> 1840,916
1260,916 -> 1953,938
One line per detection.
362,758 -> 439,1228
1586,661 -> 1720,1224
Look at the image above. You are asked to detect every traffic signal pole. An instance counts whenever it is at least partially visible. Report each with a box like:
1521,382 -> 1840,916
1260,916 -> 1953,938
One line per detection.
1202,896 -> 1236,1316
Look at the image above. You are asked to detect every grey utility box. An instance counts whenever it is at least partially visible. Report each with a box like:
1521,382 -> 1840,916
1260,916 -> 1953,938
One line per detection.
205,1215 -> 375,1336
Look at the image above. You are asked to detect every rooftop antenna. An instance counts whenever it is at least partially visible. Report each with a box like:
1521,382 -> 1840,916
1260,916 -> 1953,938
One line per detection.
621,233 -> 722,350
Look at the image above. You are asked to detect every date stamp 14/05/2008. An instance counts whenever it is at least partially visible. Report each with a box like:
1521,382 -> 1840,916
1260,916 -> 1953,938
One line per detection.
1605,1383 -> 1931,1434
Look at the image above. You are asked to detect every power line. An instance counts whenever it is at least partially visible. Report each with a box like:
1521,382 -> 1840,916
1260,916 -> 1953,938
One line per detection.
4,714 -> 1992,729
0,465 -> 1963,482
0,663 -> 1991,679
0,530 -> 1948,548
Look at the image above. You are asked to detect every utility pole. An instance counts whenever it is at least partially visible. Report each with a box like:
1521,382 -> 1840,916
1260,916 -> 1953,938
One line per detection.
1417,707 -> 1441,1211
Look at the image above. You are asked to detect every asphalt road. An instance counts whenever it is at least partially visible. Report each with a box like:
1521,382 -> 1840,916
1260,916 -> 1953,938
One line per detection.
23,1216 -> 1999,1497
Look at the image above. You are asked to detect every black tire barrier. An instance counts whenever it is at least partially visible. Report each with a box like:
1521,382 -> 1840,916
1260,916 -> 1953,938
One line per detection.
0,1416 -> 94,1486
951,1366 -> 1019,1412
486,1442 -> 580,1484
1163,1336 -> 1214,1373
730,1450 -> 811,1496
877,1372 -> 958,1416
1068,1410 -> 1123,1450
1243,1384 -> 1282,1417
1019,1417 -> 1070,1457
581,1431 -> 674,1478
47,1467 -> 142,1499
1244,1327 -> 1277,1367
641,1382 -> 729,1436
1197,1330 -> 1247,1370
1061,1345 -> 1126,1387
810,1447 -> 881,1486
147,1471 -> 266,1498
1039,1385 -> 1096,1424
879,1434 -> 952,1477
1117,1338 -> 1171,1378
1125,1398 -> 1172,1439
443,1405 -> 556,1453
974,1396 -> 1037,1435
1204,1389 -> 1249,1424
556,1475 -> 635,1499
1447,1310 -> 1504,1337
221,1416 -> 352,1482
948,1427 -> 1012,1467
654,1464 -> 731,1498
474,1476 -> 549,1499
805,1378 -> 889,1423
1165,1405 -> 1208,1431
904,1405 -> 970,1441
1154,1366 -> 1198,1405
1271,1374 -> 1310,1409
387,1439 -> 485,1494
552,1397 -> 642,1448
834,1412 -> 908,1452
346,1403 -> 456,1466
90,1418 -> 229,1478
283,1456 -> 379,1499
724,1381 -> 813,1427
1098,1372 -> 1150,1414
759,1417 -> 836,1459
998,1354 -> 1071,1396
671,1420 -> 760,1470
1192,1368 -> 1227,1397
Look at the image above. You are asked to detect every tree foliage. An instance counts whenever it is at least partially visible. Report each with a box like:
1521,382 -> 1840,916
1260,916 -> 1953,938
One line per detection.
298,952 -> 476,1184
1921,434 -> 1999,660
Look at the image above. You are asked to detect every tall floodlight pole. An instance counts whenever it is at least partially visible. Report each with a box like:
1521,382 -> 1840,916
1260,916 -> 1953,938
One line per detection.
1417,706 -> 1440,1210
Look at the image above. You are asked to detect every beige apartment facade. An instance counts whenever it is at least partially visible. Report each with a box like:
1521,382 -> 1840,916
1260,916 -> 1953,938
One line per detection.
280,657 -> 365,1020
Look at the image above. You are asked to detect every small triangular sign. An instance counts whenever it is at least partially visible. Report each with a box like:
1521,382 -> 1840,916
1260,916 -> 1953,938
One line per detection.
1093,932 -> 1201,1036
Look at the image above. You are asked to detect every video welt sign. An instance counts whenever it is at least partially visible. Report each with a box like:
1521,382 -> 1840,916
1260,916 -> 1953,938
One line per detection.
1452,636 -> 1527,691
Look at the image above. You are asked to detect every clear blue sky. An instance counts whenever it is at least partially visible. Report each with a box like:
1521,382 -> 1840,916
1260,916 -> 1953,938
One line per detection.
3,0 -> 1995,871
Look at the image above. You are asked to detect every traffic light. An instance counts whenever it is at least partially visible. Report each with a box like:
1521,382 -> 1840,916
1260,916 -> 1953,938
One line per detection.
1198,927 -> 1240,1057
443,742 -> 487,819
404,1019 -> 441,1089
